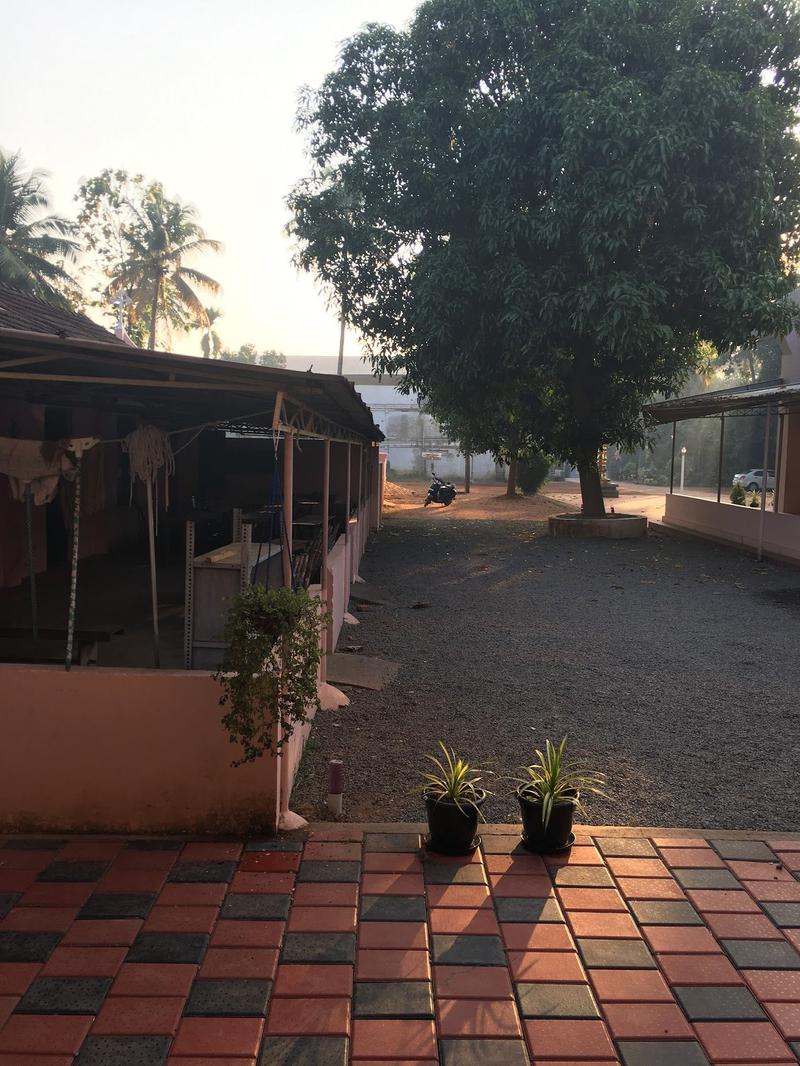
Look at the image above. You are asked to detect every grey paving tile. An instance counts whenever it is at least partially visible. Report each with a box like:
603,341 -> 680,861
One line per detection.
184,978 -> 271,1016
125,839 -> 182,851
259,1036 -> 348,1066
440,1038 -> 530,1065
674,984 -> 766,1020
709,839 -> 777,861
297,861 -> 361,883
2,838 -> 65,850
722,938 -> 800,969
673,869 -> 739,889
0,931 -> 61,962
126,932 -> 208,964
791,1041 -> 800,1060
494,897 -> 563,923
281,932 -> 356,963
761,901 -> 800,927
619,1041 -> 709,1066
0,893 -> 19,920
516,981 -> 599,1018
17,975 -> 111,1014
423,863 -> 486,885
550,866 -> 613,887
595,837 -> 657,857
364,833 -> 421,852
220,893 -> 290,920
38,860 -> 108,882
78,893 -> 155,920
75,1035 -> 171,1066
167,861 -> 236,883
245,838 -> 304,852
577,938 -> 656,969
360,895 -> 427,922
431,934 -> 505,966
353,980 -> 433,1018
629,900 -> 702,925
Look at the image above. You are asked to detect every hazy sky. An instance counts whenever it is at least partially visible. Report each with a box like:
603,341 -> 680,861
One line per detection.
1,0 -> 420,360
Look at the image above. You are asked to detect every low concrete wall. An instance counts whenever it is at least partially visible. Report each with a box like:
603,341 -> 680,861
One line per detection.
0,665 -> 278,833
663,494 -> 800,564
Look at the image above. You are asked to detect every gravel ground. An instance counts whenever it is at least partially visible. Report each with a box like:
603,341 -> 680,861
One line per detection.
292,492 -> 800,831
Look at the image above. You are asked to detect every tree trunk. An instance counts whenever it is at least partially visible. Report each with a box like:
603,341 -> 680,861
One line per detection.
464,454 -> 471,494
148,277 -> 160,350
506,457 -> 518,497
578,456 -> 606,517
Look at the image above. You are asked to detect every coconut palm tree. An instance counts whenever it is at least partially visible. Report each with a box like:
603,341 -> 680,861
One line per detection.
200,305 -> 223,358
0,150 -> 80,305
115,184 -> 222,349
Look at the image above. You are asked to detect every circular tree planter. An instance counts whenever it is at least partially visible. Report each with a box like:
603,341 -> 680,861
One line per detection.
548,513 -> 647,539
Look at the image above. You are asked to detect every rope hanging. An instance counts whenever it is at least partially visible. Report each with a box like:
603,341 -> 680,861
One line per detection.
121,425 -> 175,506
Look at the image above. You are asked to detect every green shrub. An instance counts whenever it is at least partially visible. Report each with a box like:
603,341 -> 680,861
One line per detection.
730,481 -> 746,505
518,453 -> 551,494
749,491 -> 760,507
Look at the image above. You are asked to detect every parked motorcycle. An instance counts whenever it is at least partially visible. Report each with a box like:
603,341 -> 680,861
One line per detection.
424,472 -> 457,507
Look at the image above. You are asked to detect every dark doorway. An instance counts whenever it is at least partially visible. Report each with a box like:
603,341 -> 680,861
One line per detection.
44,407 -> 71,570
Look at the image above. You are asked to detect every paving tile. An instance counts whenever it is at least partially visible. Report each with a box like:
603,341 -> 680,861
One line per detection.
210,920 -> 284,948
350,1018 -> 437,1059
744,879 -> 800,902
157,883 -> 226,907
199,947 -> 278,979
78,893 -> 155,920
516,981 -> 599,1018
360,896 -> 426,922
660,848 -> 724,869
439,1037 -> 529,1066
0,931 -> 60,962
687,890 -> 760,914
17,975 -> 111,1014
674,869 -> 740,890
288,906 -> 356,933
484,854 -> 548,876
765,1001 -> 800,1039
245,838 -> 304,852
184,978 -> 271,1016
675,984 -> 766,1020
91,995 -> 184,1034
293,884 -> 358,908
595,837 -> 657,857
2,838 -> 66,851
743,968 -> 800,1000
142,905 -> 218,934
422,863 -> 486,885
500,923 -> 574,951
481,835 -> 530,854
308,827 -> 363,842
171,1016 -> 264,1056
424,885 -> 490,908
524,1017 -> 616,1059
125,839 -> 182,851
59,841 -> 124,862
19,883 -> 93,907
167,861 -> 236,884
0,995 -> 19,1029
363,833 -> 421,852
576,938 -> 656,969
556,887 -> 627,911
0,1013 -> 93,1054
63,919 -> 142,946
96,869 -> 167,895
603,1001 -> 693,1038
710,839 -> 778,861
490,874 -> 554,897
112,851 -> 177,871
359,922 -> 428,950
0,871 -> 36,893
616,877 -> 687,900
353,981 -> 433,1018
111,963 -> 197,998
642,925 -> 719,954
705,912 -> 784,940
258,1034 -> 348,1065
432,965 -> 512,1000
361,873 -> 423,896
302,843 -> 361,862
356,950 -> 430,981
588,968 -> 673,1002
722,939 -> 800,969
781,928 -> 800,952
658,953 -> 744,985
362,853 -> 422,873
281,932 -> 355,964
549,866 -> 613,887
438,997 -> 522,1037
566,912 -> 638,939
42,946 -> 127,977
546,845 -> 603,867
297,861 -> 361,883
618,1040 -> 710,1066
181,843 -> 242,862
0,850 -> 56,871
606,857 -> 670,878
429,908 -> 500,935
507,951 -> 586,983
75,1034 -> 171,1065
38,861 -> 108,883
430,934 -> 505,966
728,860 -> 793,881
1,906 -> 77,931
0,962 -> 41,995
0,897 -> 17,921
494,897 -> 563,923
126,932 -> 208,964
273,964 -> 353,998
629,900 -> 702,925
220,893 -> 290,921
762,902 -> 800,927
694,1020 -> 792,1062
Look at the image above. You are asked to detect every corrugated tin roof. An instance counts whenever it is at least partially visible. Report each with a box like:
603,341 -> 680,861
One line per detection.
646,379 -> 800,423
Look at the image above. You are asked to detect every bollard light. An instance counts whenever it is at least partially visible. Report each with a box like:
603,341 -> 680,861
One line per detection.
327,758 -> 344,817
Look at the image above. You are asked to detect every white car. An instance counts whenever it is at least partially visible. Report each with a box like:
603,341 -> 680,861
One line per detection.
732,469 -> 775,492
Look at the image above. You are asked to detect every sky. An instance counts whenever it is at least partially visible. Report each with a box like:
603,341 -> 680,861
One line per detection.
1,0 -> 420,362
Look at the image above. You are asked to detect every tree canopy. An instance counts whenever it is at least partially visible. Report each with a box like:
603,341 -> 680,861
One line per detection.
289,0 -> 800,513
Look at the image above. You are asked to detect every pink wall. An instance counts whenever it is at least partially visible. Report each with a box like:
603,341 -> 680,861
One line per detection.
0,665 -> 279,833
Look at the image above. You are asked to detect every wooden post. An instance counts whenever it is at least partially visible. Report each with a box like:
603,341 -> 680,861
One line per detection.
282,432 -> 294,588
145,480 -> 161,668
321,439 -> 331,664
24,485 -> 38,640
669,422 -> 677,494
358,445 -> 364,510
757,404 -> 772,562
464,454 -> 471,494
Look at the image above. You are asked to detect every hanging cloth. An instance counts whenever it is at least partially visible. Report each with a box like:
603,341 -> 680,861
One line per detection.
0,436 -> 98,505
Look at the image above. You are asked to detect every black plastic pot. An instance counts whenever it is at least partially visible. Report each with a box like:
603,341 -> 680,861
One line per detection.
517,789 -> 577,853
425,790 -> 486,855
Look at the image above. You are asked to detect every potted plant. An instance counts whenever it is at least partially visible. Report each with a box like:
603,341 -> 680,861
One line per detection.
516,737 -> 606,853
422,743 -> 488,855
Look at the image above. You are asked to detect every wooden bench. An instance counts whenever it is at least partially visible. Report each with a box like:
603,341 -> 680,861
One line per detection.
0,626 -> 123,666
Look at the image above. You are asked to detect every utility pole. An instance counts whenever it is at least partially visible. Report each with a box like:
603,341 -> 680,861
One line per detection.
337,315 -> 345,375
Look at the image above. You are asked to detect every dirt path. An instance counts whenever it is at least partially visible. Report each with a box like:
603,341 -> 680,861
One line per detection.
293,483 -> 800,830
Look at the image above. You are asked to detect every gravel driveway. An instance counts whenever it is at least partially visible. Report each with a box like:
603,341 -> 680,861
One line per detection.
292,494 -> 800,831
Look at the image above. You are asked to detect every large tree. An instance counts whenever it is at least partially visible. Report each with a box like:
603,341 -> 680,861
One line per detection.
289,0 -> 800,515
0,150 -> 80,306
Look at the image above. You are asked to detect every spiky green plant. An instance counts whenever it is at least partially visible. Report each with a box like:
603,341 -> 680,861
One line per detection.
421,743 -> 488,817
518,737 -> 606,830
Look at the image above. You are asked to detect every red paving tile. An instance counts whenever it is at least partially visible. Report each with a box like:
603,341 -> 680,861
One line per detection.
0,963 -> 40,996
351,1018 -> 437,1060
0,1015 -> 93,1054
437,998 -> 522,1037
238,852 -> 301,872
566,912 -> 639,939
0,1059 -> 77,1066
229,871 -> 295,894
357,949 -> 431,981
489,874 -> 553,897
0,906 -> 77,931
508,951 -> 586,983
642,924 -> 720,953
743,879 -> 800,901
765,1001 -> 800,1039
273,964 -> 354,998
199,948 -> 278,979
142,904 -> 218,934
210,920 -> 285,948
0,870 -> 37,892
484,853 -> 548,875
92,995 -> 184,1035
266,996 -> 350,1035
694,1020 -> 792,1062
652,836 -> 710,847
111,962 -> 197,997
42,945 -> 127,977
172,1017 -> 264,1057
524,1018 -> 616,1059
361,873 -> 424,895
61,918 -> 142,945
0,851 -> 57,870
744,968 -> 800,1001
181,842 -> 242,861
588,968 -> 673,1002
362,853 -> 423,873
17,883 -> 93,907
359,922 -> 428,949
547,845 -> 604,866
658,952 -> 744,985
603,1001 -> 693,1039
308,826 -> 363,842
424,885 -> 491,909
428,908 -> 500,935
616,876 -> 686,900
97,868 -> 166,893
292,882 -> 359,907
500,923 -> 574,951
704,912 -> 785,939
287,906 -> 357,933
303,842 -> 362,861
158,883 -> 227,906
433,965 -> 513,999
0,1000 -> 16,1031
687,889 -> 761,913
605,856 -> 670,878
557,887 -> 628,911
727,860 -> 793,881
659,847 -> 725,868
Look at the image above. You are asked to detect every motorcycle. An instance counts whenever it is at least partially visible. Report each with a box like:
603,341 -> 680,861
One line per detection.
424,472 -> 457,507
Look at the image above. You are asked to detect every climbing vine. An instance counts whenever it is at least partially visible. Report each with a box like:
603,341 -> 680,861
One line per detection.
215,585 -> 325,765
